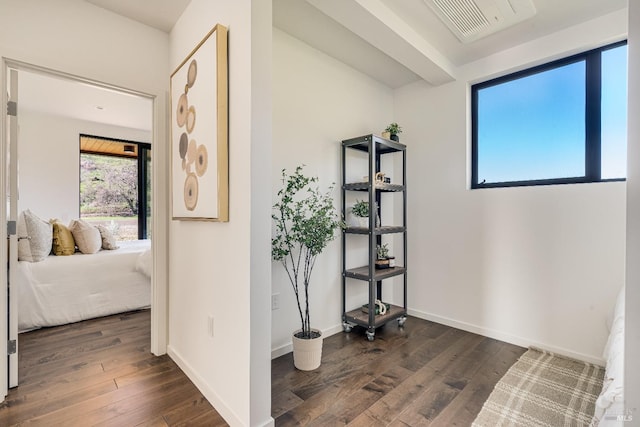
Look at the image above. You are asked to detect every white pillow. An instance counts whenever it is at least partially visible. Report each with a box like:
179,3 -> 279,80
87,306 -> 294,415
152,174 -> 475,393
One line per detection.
96,225 -> 119,250
69,219 -> 102,254
17,210 -> 52,262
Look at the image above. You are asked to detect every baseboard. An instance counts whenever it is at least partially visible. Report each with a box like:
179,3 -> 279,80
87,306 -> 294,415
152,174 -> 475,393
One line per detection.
271,342 -> 292,360
271,324 -> 344,360
167,345 -> 244,426
407,308 -> 606,366
271,310 -> 606,365
255,417 -> 276,427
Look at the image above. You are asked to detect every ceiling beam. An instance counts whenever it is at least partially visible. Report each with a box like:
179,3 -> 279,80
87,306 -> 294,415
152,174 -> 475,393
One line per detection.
306,0 -> 457,85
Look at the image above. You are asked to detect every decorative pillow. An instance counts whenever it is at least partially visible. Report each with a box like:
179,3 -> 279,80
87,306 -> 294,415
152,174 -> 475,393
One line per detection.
96,225 -> 119,250
17,210 -> 52,262
51,220 -> 76,255
68,219 -> 102,254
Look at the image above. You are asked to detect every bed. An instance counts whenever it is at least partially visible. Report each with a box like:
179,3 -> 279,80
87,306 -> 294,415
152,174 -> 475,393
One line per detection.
16,239 -> 151,332
592,285 -> 625,426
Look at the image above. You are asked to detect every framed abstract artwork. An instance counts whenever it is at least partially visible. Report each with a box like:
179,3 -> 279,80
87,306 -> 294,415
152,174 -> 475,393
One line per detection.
170,24 -> 228,221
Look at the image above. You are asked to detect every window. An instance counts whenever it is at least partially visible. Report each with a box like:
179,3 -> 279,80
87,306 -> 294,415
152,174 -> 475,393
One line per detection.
79,135 -> 151,240
472,41 -> 627,188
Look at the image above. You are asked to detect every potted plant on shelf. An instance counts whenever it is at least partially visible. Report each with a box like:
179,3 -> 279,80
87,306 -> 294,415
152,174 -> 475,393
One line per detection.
351,199 -> 369,228
384,122 -> 403,142
351,199 -> 381,228
375,243 -> 391,269
272,166 -> 343,371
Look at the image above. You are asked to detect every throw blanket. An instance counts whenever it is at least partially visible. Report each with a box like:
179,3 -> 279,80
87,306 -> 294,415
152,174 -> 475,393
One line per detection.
473,347 -> 604,427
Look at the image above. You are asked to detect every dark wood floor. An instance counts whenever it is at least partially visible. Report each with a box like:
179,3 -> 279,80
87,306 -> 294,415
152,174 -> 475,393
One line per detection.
0,310 -> 227,427
272,316 -> 526,426
1,311 -> 524,426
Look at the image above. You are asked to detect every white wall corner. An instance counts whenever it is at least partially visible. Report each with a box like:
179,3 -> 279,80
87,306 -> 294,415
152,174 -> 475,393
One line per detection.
271,323 -> 344,360
625,0 -> 640,418
407,308 -> 606,366
167,346 -> 244,426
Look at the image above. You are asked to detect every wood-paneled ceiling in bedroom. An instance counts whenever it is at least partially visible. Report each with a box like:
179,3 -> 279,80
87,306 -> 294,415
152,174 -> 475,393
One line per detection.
80,135 -> 138,158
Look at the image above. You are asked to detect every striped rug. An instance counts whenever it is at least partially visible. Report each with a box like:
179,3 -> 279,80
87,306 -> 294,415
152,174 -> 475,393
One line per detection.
473,347 -> 604,427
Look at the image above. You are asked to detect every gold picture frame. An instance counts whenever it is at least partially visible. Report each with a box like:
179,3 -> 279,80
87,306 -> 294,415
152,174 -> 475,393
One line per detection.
170,24 -> 228,221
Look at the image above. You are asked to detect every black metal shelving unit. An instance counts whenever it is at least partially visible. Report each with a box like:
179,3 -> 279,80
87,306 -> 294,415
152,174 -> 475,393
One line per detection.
341,134 -> 407,341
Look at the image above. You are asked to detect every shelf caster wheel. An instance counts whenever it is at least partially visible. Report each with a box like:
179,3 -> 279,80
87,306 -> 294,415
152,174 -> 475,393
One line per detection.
342,322 -> 353,333
398,316 -> 407,327
366,331 -> 375,341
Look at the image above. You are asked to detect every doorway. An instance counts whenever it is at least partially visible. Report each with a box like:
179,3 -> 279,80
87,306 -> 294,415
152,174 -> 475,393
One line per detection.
1,59 -> 166,397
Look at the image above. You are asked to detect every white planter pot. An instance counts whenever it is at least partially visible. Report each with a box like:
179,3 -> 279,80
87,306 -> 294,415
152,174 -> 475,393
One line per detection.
292,329 -> 323,371
348,213 -> 368,228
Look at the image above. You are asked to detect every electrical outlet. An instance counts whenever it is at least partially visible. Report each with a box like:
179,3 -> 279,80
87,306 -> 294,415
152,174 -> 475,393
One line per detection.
272,293 -> 280,310
207,315 -> 214,337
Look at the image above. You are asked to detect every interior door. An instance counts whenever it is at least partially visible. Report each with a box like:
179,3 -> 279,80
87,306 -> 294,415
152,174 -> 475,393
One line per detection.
7,67 -> 19,389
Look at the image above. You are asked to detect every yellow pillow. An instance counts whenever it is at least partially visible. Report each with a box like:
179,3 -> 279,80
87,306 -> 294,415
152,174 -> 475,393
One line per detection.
51,220 -> 76,256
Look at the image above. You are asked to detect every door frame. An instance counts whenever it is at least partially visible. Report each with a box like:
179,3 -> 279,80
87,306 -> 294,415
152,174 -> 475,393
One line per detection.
0,58 -> 168,399
1,58 -> 9,402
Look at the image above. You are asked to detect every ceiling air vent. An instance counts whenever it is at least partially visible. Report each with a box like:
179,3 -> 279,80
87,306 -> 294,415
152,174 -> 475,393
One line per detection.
424,0 -> 536,43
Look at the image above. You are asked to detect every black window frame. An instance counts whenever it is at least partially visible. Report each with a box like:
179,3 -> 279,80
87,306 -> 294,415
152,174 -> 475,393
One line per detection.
471,40 -> 627,189
79,134 -> 152,240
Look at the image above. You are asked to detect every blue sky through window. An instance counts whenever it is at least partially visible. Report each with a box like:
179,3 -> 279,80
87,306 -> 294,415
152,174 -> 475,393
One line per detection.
601,45 -> 628,179
477,61 -> 586,183
475,43 -> 627,186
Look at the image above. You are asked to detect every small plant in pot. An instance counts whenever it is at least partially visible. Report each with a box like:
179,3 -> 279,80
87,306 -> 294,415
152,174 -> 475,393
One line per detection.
351,199 -> 369,227
351,199 -> 380,228
385,122 -> 403,142
272,166 -> 343,371
375,243 -> 391,269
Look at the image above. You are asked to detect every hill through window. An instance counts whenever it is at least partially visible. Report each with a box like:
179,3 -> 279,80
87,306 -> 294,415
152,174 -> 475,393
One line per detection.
79,135 -> 151,240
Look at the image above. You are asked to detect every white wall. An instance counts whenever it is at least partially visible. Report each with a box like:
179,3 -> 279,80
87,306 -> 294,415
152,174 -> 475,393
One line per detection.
395,10 -> 628,364
18,110 -> 150,221
0,0 -> 168,95
168,1 -> 272,426
626,1 -> 640,418
271,28 -> 395,356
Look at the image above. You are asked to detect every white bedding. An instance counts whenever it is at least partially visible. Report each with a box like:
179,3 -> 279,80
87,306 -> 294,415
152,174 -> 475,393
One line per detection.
593,286 -> 625,426
16,240 -> 151,332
